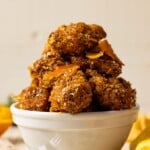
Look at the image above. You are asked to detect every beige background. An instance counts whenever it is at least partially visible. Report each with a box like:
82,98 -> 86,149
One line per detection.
0,0 -> 149,112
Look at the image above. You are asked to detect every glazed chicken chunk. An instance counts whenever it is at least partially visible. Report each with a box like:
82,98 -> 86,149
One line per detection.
16,22 -> 136,114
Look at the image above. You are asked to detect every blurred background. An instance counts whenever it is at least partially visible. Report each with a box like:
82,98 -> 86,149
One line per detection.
0,0 -> 149,112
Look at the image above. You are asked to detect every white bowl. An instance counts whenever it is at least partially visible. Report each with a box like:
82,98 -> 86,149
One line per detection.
11,103 -> 139,150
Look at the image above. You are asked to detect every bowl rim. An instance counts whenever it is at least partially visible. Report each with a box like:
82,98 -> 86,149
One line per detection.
11,102 -> 139,120
11,103 -> 139,129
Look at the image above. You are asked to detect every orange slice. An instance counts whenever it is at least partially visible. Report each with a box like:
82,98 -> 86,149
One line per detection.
42,64 -> 79,87
99,40 -> 124,65
0,105 -> 13,135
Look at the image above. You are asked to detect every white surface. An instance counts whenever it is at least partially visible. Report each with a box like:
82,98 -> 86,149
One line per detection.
0,0 -> 150,112
10,103 -> 139,150
1,127 -> 28,150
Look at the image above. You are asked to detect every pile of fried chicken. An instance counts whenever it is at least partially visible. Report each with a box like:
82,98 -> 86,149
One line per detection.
16,22 -> 136,114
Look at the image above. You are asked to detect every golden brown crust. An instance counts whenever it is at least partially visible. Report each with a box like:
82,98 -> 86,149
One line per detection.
49,70 -> 92,114
41,64 -> 80,88
47,22 -> 106,56
90,75 -> 136,110
17,86 -> 50,111
16,22 -> 136,114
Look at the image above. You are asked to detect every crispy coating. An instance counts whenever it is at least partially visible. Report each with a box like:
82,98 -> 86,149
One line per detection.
47,22 -> 106,56
17,86 -> 50,111
89,56 -> 122,77
16,22 -> 136,113
71,55 -> 122,77
70,56 -> 89,72
40,64 -> 80,88
29,49 -> 65,82
49,70 -> 92,114
90,74 -> 136,110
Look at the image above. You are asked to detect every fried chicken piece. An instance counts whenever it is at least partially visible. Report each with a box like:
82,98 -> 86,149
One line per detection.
49,70 -> 92,114
100,77 -> 136,110
89,55 -> 122,77
89,71 -> 136,110
29,49 -> 65,82
71,55 -> 122,77
84,40 -> 123,77
47,22 -> 106,56
40,64 -> 80,88
17,86 -> 50,111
